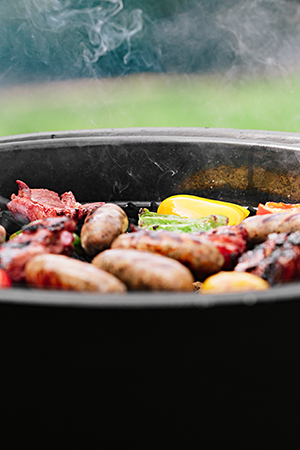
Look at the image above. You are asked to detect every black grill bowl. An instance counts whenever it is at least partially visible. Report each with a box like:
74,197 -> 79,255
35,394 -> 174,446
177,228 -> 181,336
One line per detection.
1,128 -> 300,447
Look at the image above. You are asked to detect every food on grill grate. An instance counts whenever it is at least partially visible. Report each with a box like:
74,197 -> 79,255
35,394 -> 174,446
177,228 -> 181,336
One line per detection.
257,202 -> 300,215
0,216 -> 76,282
7,180 -> 105,223
235,231 -> 300,285
200,225 -> 248,270
92,248 -> 194,291
0,267 -> 12,288
138,208 -> 228,233
25,254 -> 127,293
201,271 -> 270,294
4,178 -> 300,294
0,225 -> 5,244
81,203 -> 129,257
239,211 -> 300,245
111,228 -> 225,280
157,194 -> 250,225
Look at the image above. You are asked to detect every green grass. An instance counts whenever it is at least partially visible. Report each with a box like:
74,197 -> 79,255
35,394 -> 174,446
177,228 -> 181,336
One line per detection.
1,72 -> 300,136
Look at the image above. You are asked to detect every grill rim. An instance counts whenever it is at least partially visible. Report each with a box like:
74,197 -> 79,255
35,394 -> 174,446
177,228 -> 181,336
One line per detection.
1,127 -> 300,308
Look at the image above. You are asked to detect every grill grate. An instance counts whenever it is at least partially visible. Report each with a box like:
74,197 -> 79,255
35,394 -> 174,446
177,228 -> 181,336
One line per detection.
0,201 -> 161,237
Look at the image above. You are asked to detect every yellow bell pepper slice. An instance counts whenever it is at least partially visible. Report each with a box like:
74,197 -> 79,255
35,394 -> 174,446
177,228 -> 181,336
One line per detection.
157,194 -> 249,226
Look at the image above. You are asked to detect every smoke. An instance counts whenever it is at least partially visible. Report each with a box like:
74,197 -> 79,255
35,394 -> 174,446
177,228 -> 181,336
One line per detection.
153,0 -> 300,77
2,0 -> 300,84
215,0 -> 300,76
0,0 -> 144,83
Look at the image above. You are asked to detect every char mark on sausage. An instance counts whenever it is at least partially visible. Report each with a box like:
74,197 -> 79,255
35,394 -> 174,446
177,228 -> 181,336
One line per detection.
25,254 -> 127,293
240,211 -> 300,245
81,203 -> 129,257
111,228 -> 225,280
92,248 -> 194,291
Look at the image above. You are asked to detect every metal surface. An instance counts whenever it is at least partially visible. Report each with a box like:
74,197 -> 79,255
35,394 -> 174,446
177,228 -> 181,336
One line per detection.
1,128 -> 300,447
1,127 -> 300,306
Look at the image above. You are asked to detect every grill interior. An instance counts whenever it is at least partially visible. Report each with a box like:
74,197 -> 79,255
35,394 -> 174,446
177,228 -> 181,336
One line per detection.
2,129 -> 300,448
1,127 -> 300,306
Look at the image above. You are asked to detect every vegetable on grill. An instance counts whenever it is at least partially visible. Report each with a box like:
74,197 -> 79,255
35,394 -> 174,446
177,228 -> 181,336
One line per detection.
157,194 -> 249,225
4,179 -> 300,295
201,271 -> 270,294
138,208 -> 229,233
257,201 -> 300,215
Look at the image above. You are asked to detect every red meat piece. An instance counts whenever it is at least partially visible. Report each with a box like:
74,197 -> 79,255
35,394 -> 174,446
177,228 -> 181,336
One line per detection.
7,180 -> 104,223
199,225 -> 248,270
235,231 -> 300,285
0,216 -> 76,282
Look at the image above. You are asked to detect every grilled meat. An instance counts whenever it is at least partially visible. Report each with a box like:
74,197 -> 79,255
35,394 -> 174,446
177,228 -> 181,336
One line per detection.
81,204 -> 129,257
25,254 -> 127,293
240,211 -> 300,245
0,225 -> 5,244
201,225 -> 248,270
7,180 -> 105,223
111,224 -> 248,280
111,228 -> 224,280
0,216 -> 76,282
92,248 -> 194,291
235,231 -> 300,285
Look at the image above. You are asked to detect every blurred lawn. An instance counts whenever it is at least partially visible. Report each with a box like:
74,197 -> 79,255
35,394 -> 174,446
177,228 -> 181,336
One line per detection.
1,72 -> 300,136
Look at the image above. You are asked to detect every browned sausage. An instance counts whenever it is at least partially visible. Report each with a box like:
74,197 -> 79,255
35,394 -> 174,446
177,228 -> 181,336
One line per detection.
25,254 -> 127,293
92,248 -> 194,291
81,204 -> 129,257
241,211 -> 300,245
0,225 -> 6,244
111,229 -> 224,280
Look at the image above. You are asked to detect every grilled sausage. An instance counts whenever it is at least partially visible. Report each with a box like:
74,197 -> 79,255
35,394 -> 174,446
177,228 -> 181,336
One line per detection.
92,248 -> 194,291
25,254 -> 127,293
111,229 -> 224,280
241,211 -> 300,245
0,225 -> 6,244
81,203 -> 129,257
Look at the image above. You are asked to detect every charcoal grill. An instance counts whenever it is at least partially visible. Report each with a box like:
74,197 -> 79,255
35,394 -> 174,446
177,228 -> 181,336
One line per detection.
1,128 -> 300,447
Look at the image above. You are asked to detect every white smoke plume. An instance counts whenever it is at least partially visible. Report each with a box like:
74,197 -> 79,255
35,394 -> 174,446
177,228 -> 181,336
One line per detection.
154,0 -> 300,77
2,0 -> 300,84
0,0 -> 143,83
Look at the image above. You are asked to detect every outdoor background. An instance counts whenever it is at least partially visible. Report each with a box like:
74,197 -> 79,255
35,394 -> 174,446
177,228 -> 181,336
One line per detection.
1,0 -> 300,136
